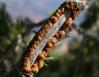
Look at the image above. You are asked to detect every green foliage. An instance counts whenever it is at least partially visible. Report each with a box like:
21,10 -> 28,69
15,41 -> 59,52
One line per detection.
0,3 -> 35,77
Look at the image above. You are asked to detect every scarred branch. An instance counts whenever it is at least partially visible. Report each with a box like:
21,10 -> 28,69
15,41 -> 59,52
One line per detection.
19,0 -> 92,77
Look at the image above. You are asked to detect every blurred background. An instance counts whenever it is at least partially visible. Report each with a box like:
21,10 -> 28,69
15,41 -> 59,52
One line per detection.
0,0 -> 99,77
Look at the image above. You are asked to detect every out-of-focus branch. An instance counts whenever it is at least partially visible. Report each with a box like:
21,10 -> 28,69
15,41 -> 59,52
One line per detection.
73,26 -> 99,44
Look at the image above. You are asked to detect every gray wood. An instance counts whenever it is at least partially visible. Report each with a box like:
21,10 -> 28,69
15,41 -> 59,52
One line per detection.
30,12 -> 70,65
